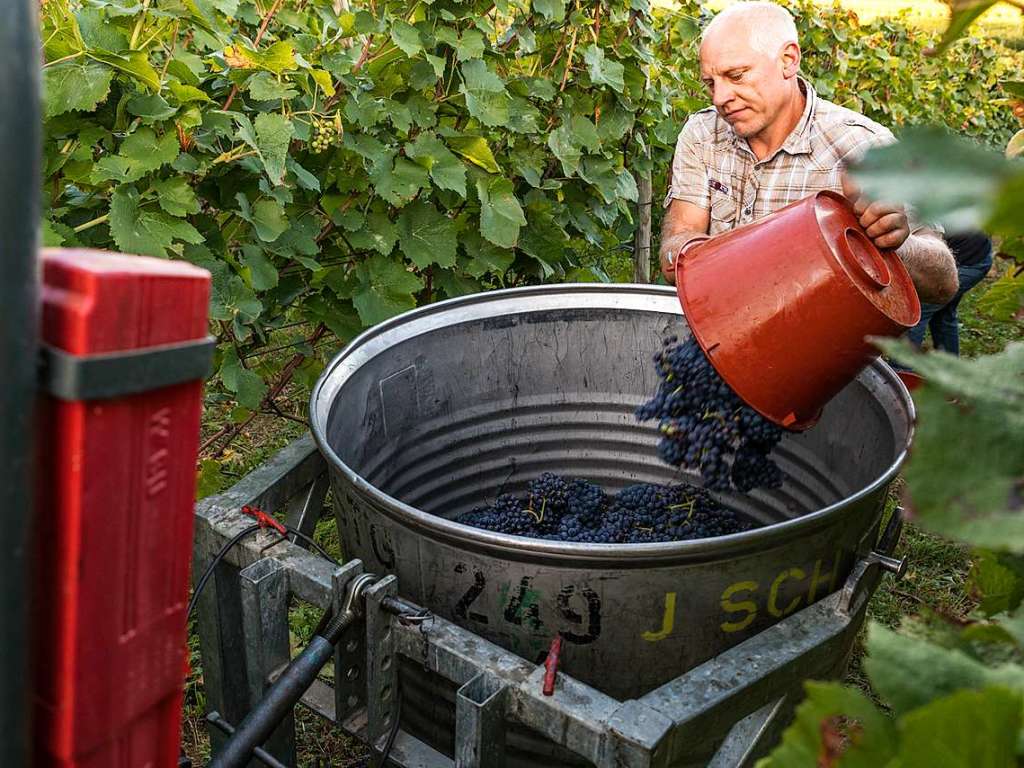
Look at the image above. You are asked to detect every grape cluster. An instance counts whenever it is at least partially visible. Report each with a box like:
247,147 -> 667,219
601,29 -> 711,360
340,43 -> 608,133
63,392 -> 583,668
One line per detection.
309,113 -> 342,153
455,472 -> 753,543
636,337 -> 785,493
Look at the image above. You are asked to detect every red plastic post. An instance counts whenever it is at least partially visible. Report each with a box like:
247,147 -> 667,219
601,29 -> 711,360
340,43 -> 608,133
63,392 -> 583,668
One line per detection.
542,635 -> 563,696
32,249 -> 210,768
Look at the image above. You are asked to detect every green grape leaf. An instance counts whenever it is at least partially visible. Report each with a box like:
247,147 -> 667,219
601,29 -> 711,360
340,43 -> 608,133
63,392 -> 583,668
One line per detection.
88,50 -> 161,92
346,210 -> 398,256
406,132 -> 467,197
425,53 -> 446,79
397,200 -> 459,268
169,82 -> 212,104
92,128 -> 180,184
219,348 -> 268,409
460,60 -> 512,127
251,199 -> 289,242
43,61 -> 114,119
240,244 -> 279,290
579,156 -> 620,203
455,30 -> 486,62
127,94 -> 177,121
976,269 -> 1024,321
447,135 -> 501,174
507,97 -> 543,134
583,45 -> 625,92
153,177 -> 200,217
352,253 -> 424,326
617,169 -> 640,203
970,550 -> 1024,617
897,687 -> 1022,768
109,185 -> 204,258
548,122 -> 582,175
758,681 -> 897,768
462,229 -> 514,276
224,40 -> 296,74
476,176 -> 526,248
196,458 -> 229,499
253,112 -> 294,185
519,212 -> 567,266
247,72 -> 299,100
864,623 -> 1024,715
390,20 -> 424,57
851,127 -> 1012,232
435,268 -> 481,297
874,341 -> 1024,552
372,157 -> 430,207
533,0 -> 566,22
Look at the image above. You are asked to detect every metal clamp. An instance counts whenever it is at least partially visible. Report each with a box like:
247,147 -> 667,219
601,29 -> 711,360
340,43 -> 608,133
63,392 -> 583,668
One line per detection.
839,506 -> 906,615
39,336 -> 215,400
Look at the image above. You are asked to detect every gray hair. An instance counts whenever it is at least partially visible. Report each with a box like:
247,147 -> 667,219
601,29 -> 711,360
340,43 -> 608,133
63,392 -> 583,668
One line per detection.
702,1 -> 800,57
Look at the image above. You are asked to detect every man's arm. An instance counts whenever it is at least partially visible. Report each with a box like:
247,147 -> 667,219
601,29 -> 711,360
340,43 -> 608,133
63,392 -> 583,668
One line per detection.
894,229 -> 959,306
658,199 -> 710,284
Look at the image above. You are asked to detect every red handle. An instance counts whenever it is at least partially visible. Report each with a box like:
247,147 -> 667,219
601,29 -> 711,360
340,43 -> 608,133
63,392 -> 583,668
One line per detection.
542,635 -> 563,696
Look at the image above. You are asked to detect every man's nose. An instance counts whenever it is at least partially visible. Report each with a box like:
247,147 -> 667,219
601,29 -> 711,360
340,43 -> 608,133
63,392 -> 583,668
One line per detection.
712,80 -> 734,109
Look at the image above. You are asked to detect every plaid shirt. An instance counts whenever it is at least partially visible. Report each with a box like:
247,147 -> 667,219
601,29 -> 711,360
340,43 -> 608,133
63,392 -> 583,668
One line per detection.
664,78 -> 895,235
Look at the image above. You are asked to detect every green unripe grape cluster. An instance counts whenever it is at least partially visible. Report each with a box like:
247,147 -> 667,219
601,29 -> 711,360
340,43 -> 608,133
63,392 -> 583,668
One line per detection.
310,113 -> 342,153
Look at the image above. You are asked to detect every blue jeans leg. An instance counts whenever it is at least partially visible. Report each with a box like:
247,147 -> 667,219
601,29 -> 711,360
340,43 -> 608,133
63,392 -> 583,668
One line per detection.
913,257 -> 992,355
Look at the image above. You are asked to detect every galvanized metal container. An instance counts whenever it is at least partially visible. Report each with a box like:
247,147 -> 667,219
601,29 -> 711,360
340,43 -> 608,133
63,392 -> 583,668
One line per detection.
310,284 -> 913,761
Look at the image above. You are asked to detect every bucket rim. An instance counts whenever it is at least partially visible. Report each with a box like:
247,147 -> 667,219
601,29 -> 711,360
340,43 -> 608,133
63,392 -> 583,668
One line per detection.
310,283 -> 915,564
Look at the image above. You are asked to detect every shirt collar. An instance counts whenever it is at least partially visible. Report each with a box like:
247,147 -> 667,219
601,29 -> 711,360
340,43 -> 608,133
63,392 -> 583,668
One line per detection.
723,76 -> 817,158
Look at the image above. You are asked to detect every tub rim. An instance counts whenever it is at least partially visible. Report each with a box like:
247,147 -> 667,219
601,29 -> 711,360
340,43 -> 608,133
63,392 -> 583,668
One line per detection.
310,283 -> 915,564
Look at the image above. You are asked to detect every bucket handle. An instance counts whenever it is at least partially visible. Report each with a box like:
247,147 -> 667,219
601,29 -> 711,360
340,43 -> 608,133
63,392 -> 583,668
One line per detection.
838,227 -> 892,290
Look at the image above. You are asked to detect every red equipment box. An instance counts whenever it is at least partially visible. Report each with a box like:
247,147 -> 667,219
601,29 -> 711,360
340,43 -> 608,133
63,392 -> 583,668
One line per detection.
33,249 -> 211,768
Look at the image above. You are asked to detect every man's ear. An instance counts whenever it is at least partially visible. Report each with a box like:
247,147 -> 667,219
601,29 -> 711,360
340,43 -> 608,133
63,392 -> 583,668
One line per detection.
780,41 -> 801,79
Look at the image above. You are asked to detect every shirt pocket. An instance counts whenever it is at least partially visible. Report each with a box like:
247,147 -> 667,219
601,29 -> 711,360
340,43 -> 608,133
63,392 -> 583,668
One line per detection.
709,195 -> 738,232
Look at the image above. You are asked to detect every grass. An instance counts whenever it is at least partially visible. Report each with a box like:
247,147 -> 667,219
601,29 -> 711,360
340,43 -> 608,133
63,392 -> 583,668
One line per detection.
183,260 -> 1023,764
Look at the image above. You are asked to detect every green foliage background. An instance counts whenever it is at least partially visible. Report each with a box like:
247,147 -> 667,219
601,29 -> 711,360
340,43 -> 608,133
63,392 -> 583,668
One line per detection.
39,0 -> 1023,417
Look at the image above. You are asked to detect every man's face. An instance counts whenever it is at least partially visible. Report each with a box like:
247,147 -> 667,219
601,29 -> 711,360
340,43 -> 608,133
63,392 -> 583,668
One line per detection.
699,27 -> 793,140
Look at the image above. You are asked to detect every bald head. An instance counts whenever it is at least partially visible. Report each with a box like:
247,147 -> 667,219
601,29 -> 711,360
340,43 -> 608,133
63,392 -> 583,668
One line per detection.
702,2 -> 799,59
697,1 -> 805,149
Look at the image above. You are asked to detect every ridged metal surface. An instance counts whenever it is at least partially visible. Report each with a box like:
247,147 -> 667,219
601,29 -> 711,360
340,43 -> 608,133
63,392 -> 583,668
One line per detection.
310,284 -> 914,763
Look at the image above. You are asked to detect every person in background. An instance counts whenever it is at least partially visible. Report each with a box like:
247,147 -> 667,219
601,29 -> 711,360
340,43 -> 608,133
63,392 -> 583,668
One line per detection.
658,0 -> 958,306
907,231 -> 994,355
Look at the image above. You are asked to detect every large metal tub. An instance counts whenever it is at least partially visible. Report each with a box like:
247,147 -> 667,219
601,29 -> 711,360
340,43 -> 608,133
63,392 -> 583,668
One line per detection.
310,284 -> 912,759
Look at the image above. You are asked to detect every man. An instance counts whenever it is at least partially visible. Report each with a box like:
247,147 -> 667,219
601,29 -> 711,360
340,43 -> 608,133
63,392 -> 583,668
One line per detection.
659,1 -> 958,306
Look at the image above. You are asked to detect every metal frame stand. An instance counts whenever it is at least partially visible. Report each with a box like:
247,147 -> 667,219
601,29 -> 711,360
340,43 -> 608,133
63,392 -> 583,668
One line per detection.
1,1 -> 41,764
195,435 -> 902,768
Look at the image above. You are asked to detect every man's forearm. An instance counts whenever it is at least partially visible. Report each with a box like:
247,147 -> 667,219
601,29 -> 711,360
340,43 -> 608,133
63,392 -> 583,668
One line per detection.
897,233 -> 958,305
659,228 -> 708,283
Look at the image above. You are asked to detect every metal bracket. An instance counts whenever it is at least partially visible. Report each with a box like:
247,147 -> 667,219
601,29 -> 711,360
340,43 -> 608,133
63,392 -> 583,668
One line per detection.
39,336 -> 215,400
839,506 -> 906,616
364,576 -> 400,750
455,672 -> 508,768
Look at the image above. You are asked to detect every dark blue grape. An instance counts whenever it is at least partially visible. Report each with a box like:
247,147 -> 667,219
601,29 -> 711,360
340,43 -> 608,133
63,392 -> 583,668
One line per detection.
636,337 -> 786,492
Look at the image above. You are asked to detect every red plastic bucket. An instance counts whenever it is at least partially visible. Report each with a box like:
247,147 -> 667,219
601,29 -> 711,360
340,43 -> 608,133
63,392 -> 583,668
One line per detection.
676,190 -> 921,431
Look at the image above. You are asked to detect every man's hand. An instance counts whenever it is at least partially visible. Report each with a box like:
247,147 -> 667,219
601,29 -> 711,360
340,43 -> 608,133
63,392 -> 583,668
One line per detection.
841,172 -> 911,251
659,199 -> 711,284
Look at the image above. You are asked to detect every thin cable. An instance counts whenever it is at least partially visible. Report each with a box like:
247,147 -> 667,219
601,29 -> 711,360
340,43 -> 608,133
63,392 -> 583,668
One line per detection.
186,524 -> 262,619
283,525 -> 340,565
